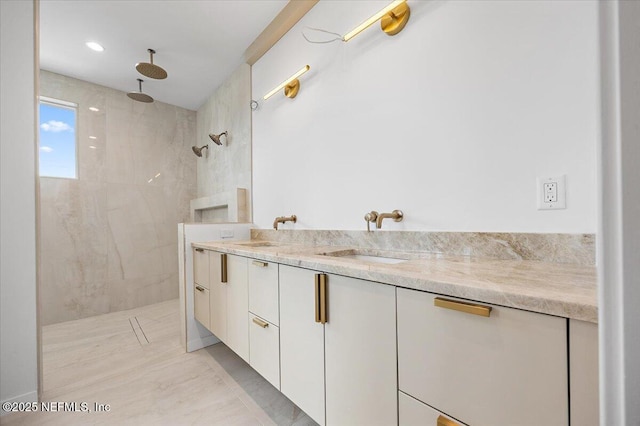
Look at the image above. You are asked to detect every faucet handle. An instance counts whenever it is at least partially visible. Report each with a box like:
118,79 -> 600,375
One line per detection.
364,211 -> 378,232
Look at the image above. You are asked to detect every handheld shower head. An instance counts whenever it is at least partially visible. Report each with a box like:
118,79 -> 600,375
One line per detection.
192,145 -> 208,157
208,131 -> 228,146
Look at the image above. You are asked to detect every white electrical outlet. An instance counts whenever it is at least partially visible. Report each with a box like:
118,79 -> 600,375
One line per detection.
538,175 -> 566,210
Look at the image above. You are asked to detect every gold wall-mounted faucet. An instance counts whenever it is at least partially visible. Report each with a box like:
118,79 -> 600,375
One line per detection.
273,215 -> 297,230
376,210 -> 403,229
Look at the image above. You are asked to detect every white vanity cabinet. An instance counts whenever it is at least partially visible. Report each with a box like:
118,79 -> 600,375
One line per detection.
279,265 -> 326,425
248,259 -> 279,325
193,247 -> 209,287
209,251 -> 249,362
249,313 -> 280,389
324,273 -> 397,426
279,265 -> 397,426
224,254 -> 249,362
248,258 -> 281,389
397,288 -> 568,426
209,252 -> 227,341
193,248 -> 210,328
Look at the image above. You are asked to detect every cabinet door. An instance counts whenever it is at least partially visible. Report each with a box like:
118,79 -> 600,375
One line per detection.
569,320 -> 599,426
398,288 -> 568,426
194,284 -> 210,329
399,391 -> 465,426
225,254 -> 249,362
279,265 -> 325,426
325,274 -> 397,426
209,252 -> 227,341
249,313 -> 280,390
193,248 -> 209,288
248,259 -> 279,325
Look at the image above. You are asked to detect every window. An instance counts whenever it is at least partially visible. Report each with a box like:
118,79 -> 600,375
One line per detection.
39,97 -> 77,179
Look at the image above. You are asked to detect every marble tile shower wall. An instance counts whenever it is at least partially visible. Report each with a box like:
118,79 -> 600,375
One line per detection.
196,64 -> 252,219
39,71 -> 197,325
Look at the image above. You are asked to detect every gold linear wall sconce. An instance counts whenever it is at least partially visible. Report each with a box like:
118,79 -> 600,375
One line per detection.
343,0 -> 410,42
263,65 -> 311,100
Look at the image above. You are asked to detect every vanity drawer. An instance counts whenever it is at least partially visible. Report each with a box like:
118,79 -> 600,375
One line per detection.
397,288 -> 568,426
399,391 -> 465,426
193,247 -> 209,289
248,259 -> 279,325
249,313 -> 280,390
194,284 -> 210,329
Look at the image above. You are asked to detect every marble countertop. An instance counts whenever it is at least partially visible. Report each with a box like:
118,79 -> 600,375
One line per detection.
192,240 -> 598,323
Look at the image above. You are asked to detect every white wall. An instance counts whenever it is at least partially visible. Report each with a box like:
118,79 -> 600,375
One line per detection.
1,0 -> 39,407
252,0 -> 599,233
598,1 -> 640,424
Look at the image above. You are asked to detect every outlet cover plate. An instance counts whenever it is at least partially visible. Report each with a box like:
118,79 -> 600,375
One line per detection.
220,229 -> 234,239
538,175 -> 566,210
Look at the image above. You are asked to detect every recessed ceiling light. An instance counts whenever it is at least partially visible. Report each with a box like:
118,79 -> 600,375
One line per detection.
86,41 -> 104,52
89,107 -> 100,112
89,145 -> 97,149
89,136 -> 97,139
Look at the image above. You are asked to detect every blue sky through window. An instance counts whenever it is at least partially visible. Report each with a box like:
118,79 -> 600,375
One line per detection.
39,101 -> 77,178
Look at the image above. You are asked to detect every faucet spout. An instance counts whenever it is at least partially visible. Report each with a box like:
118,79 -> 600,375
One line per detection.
376,210 -> 403,229
273,215 -> 297,230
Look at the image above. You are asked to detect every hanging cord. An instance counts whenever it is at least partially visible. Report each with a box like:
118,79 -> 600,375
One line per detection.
302,26 -> 344,44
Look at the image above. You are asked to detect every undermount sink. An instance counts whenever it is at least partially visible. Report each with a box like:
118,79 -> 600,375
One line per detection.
337,254 -> 407,264
236,241 -> 280,247
320,249 -> 409,264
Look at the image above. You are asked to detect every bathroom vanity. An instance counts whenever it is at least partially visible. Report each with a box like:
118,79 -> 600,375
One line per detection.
191,239 -> 598,426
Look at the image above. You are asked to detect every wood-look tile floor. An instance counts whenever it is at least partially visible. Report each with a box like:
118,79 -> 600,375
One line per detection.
1,300 -> 315,426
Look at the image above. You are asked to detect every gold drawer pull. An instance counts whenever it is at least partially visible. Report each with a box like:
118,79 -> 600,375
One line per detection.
195,285 -> 205,292
314,274 -> 321,323
319,274 -> 327,324
195,248 -> 204,252
252,317 -> 269,328
437,415 -> 461,426
434,297 -> 492,317
252,260 -> 268,268
221,253 -> 228,283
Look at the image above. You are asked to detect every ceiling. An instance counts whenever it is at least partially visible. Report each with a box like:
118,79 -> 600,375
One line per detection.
39,0 -> 288,111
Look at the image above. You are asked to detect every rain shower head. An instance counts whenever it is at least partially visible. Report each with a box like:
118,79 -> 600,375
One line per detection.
127,79 -> 154,103
136,49 -> 168,80
192,145 -> 208,157
208,131 -> 228,146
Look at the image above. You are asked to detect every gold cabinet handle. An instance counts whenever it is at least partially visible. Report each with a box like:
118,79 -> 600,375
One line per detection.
434,297 -> 492,317
313,274 -> 328,324
252,317 -> 269,328
252,260 -> 268,268
437,415 -> 461,426
195,248 -> 204,252
221,253 -> 228,283
314,274 -> 321,323
319,274 -> 327,324
195,285 -> 205,292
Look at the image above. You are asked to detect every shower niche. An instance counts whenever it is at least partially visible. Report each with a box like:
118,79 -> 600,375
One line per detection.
190,188 -> 249,223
